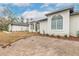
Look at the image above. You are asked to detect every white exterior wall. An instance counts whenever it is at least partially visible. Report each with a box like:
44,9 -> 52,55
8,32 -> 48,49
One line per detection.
47,10 -> 70,36
29,24 -> 32,32
36,23 -> 40,32
9,25 -> 28,32
70,15 -> 79,37
33,23 -> 36,32
8,24 -> 11,31
29,23 -> 35,32
39,20 -> 48,34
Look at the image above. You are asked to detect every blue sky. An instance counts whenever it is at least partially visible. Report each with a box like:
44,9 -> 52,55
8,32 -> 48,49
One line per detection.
0,3 -> 79,18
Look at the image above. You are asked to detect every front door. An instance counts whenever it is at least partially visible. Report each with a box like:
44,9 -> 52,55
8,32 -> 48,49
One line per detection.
35,23 -> 40,32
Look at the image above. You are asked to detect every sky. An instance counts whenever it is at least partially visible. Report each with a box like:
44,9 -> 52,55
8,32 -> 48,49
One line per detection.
0,3 -> 79,19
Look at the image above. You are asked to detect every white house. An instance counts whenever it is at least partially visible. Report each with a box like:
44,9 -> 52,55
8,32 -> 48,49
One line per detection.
8,23 -> 29,32
8,7 -> 79,37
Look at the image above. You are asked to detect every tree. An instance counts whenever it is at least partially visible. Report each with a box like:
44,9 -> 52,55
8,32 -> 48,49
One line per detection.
20,16 -> 24,23
1,7 -> 18,23
0,17 -> 11,31
0,7 -> 18,31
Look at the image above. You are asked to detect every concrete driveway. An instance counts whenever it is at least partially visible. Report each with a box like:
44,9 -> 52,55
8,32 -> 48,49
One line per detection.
0,36 -> 79,56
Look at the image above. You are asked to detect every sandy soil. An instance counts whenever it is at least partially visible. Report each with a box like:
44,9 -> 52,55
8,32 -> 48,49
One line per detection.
0,36 -> 79,56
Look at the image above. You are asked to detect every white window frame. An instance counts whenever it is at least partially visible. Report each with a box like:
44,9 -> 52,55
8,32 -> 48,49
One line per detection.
51,15 -> 63,30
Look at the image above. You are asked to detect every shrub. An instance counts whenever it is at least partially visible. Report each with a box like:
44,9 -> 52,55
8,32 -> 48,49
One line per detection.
64,35 -> 68,38
50,34 -> 55,37
56,35 -> 61,38
45,34 -> 49,36
77,31 -> 79,37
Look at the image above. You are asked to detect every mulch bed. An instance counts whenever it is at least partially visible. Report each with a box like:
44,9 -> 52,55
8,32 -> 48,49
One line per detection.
68,36 -> 79,41
39,34 -> 79,42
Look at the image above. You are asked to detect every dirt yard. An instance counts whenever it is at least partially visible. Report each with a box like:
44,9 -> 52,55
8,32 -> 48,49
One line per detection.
0,32 -> 38,48
0,36 -> 79,56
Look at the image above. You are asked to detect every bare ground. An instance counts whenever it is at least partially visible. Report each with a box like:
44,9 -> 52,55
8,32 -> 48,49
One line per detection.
0,36 -> 79,56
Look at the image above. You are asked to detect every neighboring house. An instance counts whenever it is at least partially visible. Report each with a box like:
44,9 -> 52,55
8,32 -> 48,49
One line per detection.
8,7 -> 79,37
8,23 -> 29,32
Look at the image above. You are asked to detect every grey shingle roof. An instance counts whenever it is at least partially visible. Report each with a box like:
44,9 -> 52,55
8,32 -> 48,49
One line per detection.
38,18 -> 47,22
11,23 -> 29,26
29,17 -> 47,23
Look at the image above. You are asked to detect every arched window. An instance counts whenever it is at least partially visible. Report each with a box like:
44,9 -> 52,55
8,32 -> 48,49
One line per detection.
51,15 -> 63,29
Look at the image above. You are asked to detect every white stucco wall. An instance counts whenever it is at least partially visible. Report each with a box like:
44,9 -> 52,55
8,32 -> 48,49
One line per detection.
29,24 -> 32,32
29,23 -> 35,32
47,10 -> 70,36
8,24 -> 12,31
36,23 -> 40,32
9,25 -> 28,32
39,20 -> 48,34
39,10 -> 70,36
70,14 -> 79,37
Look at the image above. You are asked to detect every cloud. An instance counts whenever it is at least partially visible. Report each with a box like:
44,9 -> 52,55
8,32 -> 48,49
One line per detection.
0,7 -> 9,15
12,3 -> 31,7
0,7 -> 11,16
40,3 -> 50,8
0,7 -> 5,13
40,3 -> 56,12
22,10 -> 49,19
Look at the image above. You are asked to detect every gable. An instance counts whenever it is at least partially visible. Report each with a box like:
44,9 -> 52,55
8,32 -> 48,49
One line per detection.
48,10 -> 70,19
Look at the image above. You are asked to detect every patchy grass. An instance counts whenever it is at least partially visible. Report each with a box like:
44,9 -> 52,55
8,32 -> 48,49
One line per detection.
0,32 -> 38,48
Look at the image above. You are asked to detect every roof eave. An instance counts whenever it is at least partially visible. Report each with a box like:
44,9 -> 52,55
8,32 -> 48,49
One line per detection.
38,18 -> 47,22
46,8 -> 73,16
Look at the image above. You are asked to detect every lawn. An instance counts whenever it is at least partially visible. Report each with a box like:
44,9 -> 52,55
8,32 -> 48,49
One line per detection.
0,32 -> 38,48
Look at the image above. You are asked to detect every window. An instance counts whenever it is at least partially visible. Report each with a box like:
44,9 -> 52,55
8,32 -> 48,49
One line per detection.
51,15 -> 63,29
